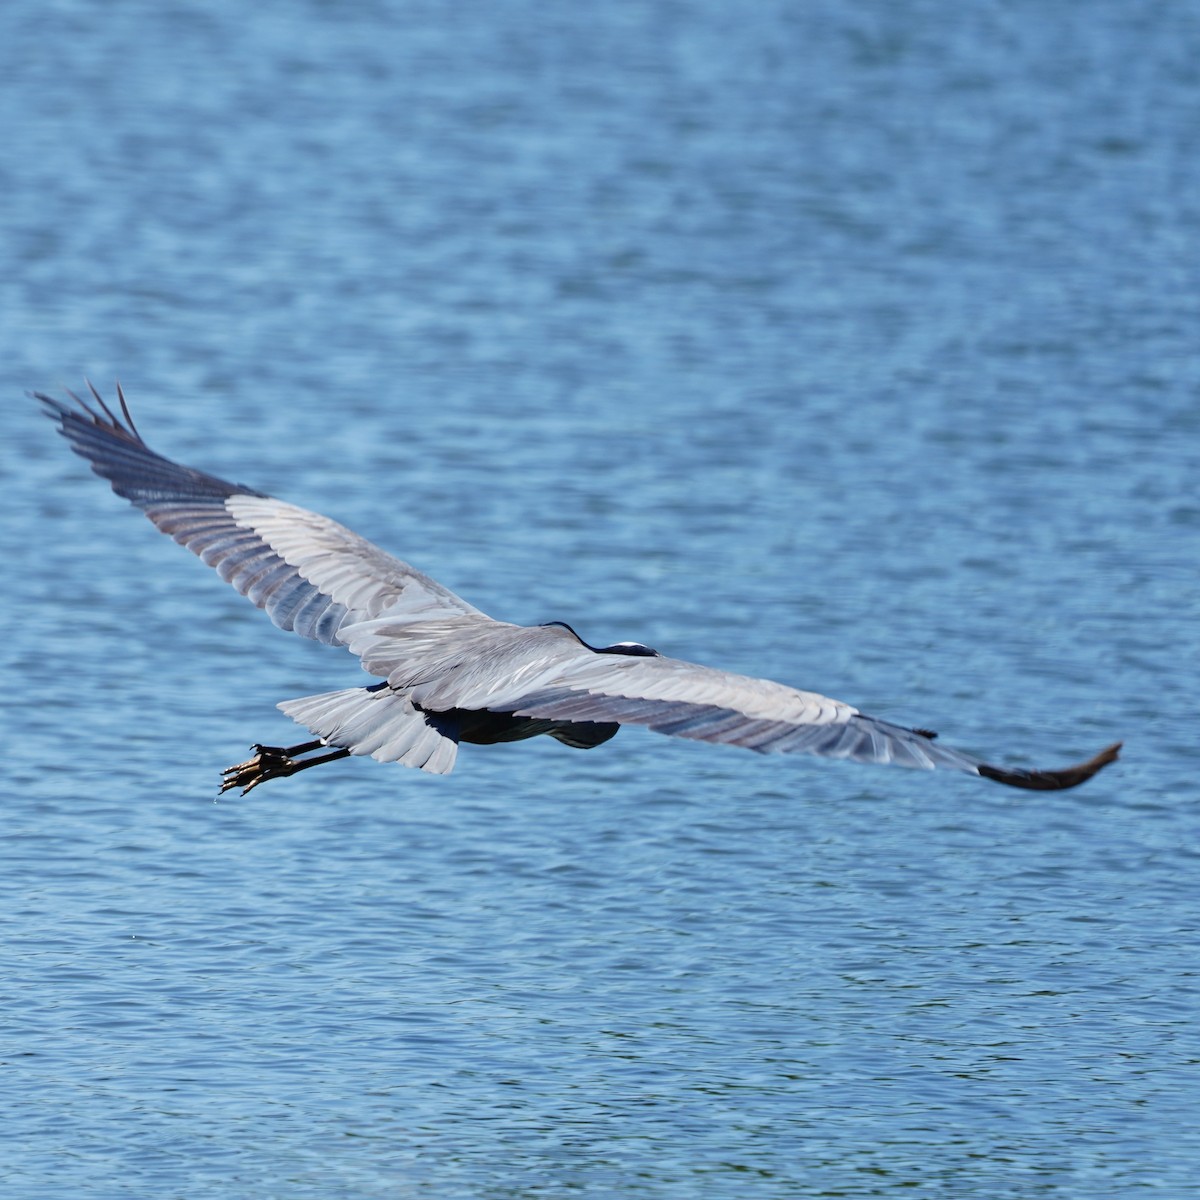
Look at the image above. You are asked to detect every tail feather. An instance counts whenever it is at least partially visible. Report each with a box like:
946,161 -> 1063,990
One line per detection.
278,685 -> 459,774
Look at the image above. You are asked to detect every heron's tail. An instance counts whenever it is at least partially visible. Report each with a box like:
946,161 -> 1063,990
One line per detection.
278,684 -> 459,774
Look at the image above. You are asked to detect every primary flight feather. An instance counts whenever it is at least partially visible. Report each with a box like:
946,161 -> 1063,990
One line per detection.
36,385 -> 1120,794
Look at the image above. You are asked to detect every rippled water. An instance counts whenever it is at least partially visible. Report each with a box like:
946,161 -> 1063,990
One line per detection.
3,1 -> 1198,1196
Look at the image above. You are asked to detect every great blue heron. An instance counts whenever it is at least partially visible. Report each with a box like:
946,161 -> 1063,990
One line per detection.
36,386 -> 1120,795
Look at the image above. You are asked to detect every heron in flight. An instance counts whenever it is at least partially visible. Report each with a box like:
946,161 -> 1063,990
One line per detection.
36,386 -> 1120,795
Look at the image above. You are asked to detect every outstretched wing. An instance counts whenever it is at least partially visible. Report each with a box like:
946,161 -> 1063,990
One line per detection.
510,653 -> 1119,788
368,622 -> 1117,790
36,385 -> 495,646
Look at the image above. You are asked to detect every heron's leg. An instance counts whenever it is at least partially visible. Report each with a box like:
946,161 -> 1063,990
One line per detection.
220,741 -> 352,796
281,739 -> 326,757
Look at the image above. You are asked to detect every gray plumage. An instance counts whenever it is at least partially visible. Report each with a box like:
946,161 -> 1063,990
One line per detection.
36,386 -> 1121,794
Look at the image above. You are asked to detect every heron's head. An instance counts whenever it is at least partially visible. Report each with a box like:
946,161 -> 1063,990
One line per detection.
598,640 -> 660,657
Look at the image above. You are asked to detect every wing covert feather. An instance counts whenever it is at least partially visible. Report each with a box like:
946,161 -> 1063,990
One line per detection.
491,649 -> 982,770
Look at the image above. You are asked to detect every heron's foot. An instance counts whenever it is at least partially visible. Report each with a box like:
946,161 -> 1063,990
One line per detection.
219,739 -> 350,795
220,744 -> 301,795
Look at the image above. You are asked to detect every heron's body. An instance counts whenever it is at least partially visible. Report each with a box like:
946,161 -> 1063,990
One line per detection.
36,386 -> 1120,794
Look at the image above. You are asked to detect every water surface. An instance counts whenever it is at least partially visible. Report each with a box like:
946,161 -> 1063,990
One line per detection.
2,2 -> 1198,1196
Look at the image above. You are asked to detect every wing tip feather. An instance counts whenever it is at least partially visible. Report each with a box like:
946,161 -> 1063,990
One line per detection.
33,381 -> 145,447
977,741 -> 1122,791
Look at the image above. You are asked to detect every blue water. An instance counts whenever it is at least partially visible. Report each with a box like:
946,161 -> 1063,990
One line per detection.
2,1 -> 1198,1195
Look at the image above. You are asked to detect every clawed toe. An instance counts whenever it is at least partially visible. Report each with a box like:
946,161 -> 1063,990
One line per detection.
219,744 -> 296,796
218,739 -> 350,795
